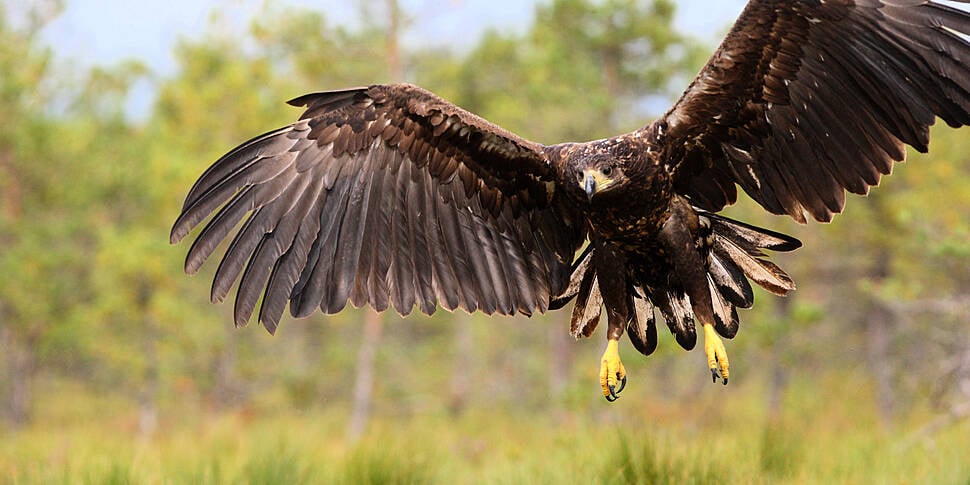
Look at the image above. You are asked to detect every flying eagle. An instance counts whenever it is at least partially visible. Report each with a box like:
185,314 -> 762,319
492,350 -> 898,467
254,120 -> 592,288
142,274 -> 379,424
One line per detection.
171,0 -> 970,401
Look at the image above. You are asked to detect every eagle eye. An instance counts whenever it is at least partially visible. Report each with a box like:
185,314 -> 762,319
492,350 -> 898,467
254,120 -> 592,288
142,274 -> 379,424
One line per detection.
602,166 -> 614,177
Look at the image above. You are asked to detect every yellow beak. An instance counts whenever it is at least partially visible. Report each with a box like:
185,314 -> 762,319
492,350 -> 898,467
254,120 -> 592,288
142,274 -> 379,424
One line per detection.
582,169 -> 612,201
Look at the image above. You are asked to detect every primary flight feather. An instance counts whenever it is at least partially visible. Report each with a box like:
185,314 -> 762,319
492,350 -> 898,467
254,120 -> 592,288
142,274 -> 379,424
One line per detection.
172,0 -> 970,401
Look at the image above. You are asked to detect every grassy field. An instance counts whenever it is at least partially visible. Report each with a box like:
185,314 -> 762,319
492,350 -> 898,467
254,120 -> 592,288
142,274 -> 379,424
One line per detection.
2,372 -> 969,484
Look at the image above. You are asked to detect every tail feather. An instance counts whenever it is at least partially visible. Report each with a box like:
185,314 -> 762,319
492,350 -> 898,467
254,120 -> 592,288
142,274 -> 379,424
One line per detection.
549,244 -> 594,311
704,212 -> 799,339
653,290 -> 697,351
569,265 -> 602,339
708,253 -> 755,308
709,276 -> 740,338
549,211 -> 799,354
707,213 -> 799,297
709,215 -> 802,253
627,288 -> 658,356
712,236 -> 796,297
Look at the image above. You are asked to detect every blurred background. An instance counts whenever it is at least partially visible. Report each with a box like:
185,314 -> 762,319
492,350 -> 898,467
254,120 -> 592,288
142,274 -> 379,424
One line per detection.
3,0 -> 970,482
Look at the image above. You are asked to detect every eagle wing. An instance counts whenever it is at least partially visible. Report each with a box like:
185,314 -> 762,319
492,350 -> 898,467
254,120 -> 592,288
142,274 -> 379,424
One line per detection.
171,83 -> 584,332
656,0 -> 970,223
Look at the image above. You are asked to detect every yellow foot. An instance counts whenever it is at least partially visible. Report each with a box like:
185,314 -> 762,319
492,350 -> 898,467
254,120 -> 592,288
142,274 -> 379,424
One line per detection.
703,323 -> 730,385
600,338 -> 628,402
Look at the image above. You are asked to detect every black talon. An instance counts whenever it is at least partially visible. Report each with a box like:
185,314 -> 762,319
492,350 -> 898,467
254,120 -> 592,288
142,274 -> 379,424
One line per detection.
711,368 -> 718,383
616,375 -> 627,394
607,384 -> 620,401
722,377 -> 728,385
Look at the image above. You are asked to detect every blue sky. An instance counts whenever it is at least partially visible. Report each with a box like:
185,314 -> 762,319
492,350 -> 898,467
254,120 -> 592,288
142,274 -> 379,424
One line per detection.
28,0 -> 748,118
38,0 -> 748,75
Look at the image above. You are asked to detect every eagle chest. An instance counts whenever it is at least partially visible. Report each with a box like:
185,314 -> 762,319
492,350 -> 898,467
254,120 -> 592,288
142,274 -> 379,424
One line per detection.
585,177 -> 672,247
587,204 -> 670,263
590,209 -> 657,242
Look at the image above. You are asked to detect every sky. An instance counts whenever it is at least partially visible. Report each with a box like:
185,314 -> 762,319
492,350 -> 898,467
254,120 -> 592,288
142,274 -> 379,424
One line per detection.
36,0 -> 749,75
25,0 -> 748,117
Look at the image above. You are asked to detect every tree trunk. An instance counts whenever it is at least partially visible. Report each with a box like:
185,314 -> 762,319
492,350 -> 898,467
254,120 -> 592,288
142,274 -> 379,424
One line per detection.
0,148 -> 21,222
864,192 -> 897,427
211,321 -> 239,410
343,0 -> 401,444
385,0 -> 404,80
346,310 -> 383,443
137,347 -> 159,439
547,321 -> 574,403
449,314 -> 474,416
766,297 -> 792,423
1,324 -> 34,429
867,298 -> 896,426
137,282 -> 159,439
0,139 -> 30,429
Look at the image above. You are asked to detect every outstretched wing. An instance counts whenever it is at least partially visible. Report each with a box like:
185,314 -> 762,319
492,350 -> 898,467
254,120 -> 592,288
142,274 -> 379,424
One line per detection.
656,0 -> 970,223
171,83 -> 584,333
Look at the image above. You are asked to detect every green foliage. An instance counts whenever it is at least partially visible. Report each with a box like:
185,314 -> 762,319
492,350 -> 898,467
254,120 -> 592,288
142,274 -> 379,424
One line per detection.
758,421 -> 803,479
4,378 -> 970,484
606,436 -> 718,485
342,442 -> 435,485
249,7 -> 389,88
426,0 -> 701,143
240,444 -> 315,485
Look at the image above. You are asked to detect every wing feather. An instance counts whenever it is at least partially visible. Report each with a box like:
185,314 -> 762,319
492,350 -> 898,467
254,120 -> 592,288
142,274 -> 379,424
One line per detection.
291,170 -> 352,317
390,156 -> 416,315
420,177 -> 461,312
231,175 -> 315,321
209,179 -> 300,303
434,182 -> 480,312
405,163 -> 436,315
172,83 -> 584,330
258,178 -> 326,333
658,0 -> 970,223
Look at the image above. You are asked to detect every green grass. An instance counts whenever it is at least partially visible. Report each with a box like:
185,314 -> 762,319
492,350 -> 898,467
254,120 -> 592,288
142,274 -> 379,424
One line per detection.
2,376 -> 970,484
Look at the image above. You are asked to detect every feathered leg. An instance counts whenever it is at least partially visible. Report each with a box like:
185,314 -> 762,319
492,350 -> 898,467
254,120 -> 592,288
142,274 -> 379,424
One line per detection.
594,240 -> 629,401
662,198 -> 731,384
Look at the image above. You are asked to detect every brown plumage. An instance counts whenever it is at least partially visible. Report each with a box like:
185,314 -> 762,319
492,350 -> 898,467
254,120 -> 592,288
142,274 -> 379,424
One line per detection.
171,0 -> 970,399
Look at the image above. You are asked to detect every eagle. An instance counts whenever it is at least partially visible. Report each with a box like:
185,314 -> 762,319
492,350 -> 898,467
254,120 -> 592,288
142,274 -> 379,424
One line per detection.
171,0 -> 970,401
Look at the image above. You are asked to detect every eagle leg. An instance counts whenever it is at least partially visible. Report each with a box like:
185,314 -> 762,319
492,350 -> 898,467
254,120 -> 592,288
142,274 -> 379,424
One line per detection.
593,239 -> 631,401
703,323 -> 729,385
662,197 -> 732,386
600,338 -> 627,401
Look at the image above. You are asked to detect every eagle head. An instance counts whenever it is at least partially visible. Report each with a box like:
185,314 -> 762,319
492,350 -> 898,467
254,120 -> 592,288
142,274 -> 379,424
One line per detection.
554,138 -> 649,204
580,164 -> 623,201
568,148 -> 632,203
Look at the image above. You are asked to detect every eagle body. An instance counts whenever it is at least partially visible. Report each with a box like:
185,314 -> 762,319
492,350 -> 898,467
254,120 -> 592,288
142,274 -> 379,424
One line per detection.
172,0 -> 970,399
543,125 -> 799,363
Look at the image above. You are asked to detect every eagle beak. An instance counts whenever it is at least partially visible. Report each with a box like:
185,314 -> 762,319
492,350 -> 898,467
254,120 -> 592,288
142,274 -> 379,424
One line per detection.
584,173 -> 597,201
582,169 -> 614,201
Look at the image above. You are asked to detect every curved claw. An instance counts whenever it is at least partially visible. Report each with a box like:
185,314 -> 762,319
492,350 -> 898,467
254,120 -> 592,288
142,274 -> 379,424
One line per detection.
600,339 -> 628,401
711,362 -> 728,385
704,324 -> 730,385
